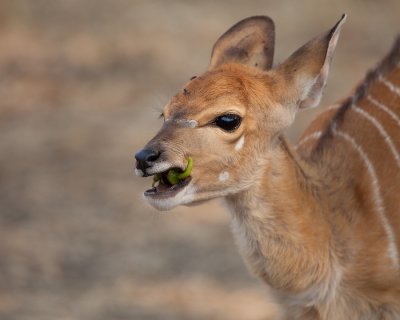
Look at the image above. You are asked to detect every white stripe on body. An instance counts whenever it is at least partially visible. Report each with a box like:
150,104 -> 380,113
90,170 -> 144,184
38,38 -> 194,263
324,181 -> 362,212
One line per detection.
332,126 -> 399,270
379,75 -> 400,97
367,95 -> 400,129
295,131 -> 322,149
326,104 -> 341,111
352,104 -> 400,168
295,104 -> 341,150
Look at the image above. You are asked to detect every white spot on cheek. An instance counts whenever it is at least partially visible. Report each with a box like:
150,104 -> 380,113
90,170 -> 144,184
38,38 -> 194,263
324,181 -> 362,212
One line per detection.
219,171 -> 229,182
135,168 -> 144,177
235,135 -> 245,151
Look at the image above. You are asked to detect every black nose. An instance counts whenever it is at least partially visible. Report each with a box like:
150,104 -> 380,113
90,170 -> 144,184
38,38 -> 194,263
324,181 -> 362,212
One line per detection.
135,149 -> 160,172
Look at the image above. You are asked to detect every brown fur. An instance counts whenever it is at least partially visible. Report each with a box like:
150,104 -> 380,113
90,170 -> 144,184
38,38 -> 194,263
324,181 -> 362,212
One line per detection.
136,16 -> 400,319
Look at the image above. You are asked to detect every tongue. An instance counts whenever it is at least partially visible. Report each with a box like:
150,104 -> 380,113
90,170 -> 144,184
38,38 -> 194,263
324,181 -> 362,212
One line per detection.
156,182 -> 171,193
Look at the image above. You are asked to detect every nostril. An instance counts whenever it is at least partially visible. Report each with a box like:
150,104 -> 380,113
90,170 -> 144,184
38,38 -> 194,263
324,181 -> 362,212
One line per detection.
146,152 -> 160,162
135,149 -> 160,171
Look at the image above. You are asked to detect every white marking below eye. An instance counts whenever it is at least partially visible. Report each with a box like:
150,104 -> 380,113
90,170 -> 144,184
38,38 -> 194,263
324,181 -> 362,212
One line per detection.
219,171 -> 230,182
235,135 -> 245,151
135,168 -> 144,177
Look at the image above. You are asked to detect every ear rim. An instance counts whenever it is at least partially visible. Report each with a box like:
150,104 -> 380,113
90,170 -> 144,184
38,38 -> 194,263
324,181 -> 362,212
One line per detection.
275,14 -> 347,110
208,16 -> 275,71
300,13 -> 347,109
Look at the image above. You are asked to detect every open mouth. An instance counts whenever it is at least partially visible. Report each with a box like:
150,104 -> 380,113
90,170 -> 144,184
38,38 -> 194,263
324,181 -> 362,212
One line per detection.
144,168 -> 192,198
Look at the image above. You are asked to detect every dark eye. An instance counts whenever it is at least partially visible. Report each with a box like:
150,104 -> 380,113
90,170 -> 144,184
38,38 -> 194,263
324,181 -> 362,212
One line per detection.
214,114 -> 242,132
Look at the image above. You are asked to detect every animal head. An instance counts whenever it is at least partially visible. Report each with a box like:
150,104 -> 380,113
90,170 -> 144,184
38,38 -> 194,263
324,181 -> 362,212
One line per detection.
135,14 -> 346,210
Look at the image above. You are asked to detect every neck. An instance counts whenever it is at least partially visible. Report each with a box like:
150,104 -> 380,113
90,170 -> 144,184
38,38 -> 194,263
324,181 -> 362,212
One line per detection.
225,135 -> 338,305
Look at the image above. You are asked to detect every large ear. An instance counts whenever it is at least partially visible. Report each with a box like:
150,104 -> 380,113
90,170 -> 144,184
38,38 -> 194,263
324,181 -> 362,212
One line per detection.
273,14 -> 346,110
208,16 -> 275,71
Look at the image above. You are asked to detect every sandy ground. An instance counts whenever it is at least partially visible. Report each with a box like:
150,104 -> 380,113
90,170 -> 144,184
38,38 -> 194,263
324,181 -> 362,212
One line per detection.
0,1 -> 399,319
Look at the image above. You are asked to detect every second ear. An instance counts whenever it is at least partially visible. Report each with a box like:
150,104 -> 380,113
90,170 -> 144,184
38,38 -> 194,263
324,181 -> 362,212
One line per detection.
273,14 -> 347,110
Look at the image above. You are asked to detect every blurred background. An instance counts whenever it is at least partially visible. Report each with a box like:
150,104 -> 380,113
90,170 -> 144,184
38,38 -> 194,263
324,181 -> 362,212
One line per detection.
0,1 -> 399,319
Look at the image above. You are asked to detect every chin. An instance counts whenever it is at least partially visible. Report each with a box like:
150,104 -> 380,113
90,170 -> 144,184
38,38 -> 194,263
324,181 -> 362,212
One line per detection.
143,179 -> 197,211
143,179 -> 229,211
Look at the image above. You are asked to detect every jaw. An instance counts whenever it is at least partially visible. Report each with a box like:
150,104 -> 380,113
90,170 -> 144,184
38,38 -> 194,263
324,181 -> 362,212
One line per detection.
139,160 -> 254,211
138,158 -> 195,211
144,179 -> 197,211
144,179 -> 247,211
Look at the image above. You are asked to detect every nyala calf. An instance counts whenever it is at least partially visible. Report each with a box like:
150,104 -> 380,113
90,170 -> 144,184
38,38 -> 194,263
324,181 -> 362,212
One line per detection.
135,14 -> 400,319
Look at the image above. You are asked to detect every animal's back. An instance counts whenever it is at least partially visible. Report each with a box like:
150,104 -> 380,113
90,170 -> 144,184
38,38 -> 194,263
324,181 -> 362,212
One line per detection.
297,37 -> 400,315
299,37 -> 400,156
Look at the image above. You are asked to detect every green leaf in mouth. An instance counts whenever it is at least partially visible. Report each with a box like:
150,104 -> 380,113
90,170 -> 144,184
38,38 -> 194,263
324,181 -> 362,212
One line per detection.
151,157 -> 193,187
152,173 -> 161,187
167,157 -> 193,185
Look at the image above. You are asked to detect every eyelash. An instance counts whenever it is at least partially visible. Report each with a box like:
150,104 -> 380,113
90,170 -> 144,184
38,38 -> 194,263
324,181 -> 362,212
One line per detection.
212,114 -> 242,132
